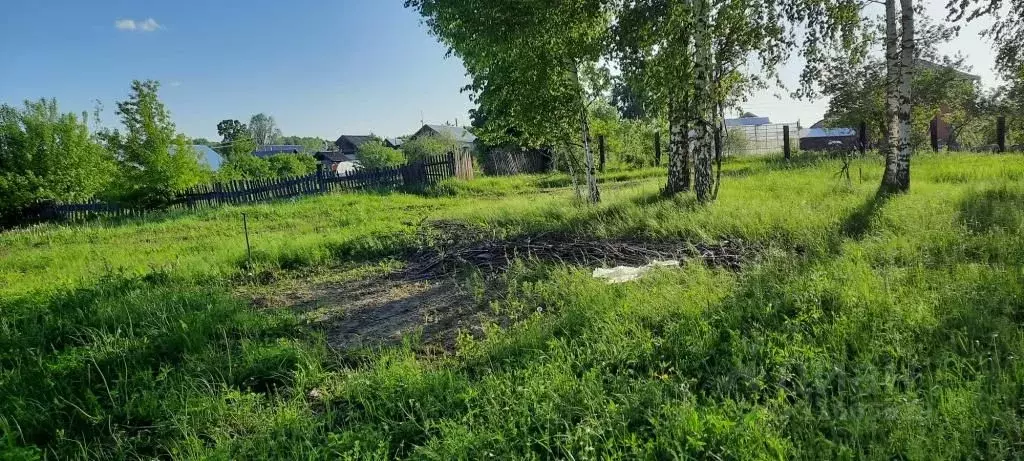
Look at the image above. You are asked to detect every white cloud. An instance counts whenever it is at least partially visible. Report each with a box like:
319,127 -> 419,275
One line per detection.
139,18 -> 161,32
169,81 -> 182,87
114,19 -> 137,30
114,18 -> 161,32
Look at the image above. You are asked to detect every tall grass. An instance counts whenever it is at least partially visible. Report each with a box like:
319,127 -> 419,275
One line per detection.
3,152 -> 1024,458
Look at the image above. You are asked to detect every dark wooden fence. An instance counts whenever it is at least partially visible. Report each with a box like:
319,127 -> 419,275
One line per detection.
24,152 -> 473,224
483,148 -> 552,176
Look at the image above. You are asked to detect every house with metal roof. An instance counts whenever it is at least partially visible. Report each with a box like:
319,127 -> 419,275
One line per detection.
253,145 -> 303,158
725,113 -> 772,127
334,135 -> 377,156
314,150 -> 360,175
799,123 -> 858,151
410,124 -> 478,152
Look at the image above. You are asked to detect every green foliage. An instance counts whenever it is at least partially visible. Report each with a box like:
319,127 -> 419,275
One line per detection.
0,99 -> 115,222
407,0 -> 611,149
217,153 -> 275,181
216,119 -> 248,142
722,126 -> 750,155
217,153 -> 317,181
358,139 -> 406,169
400,134 -> 456,163
822,58 -> 982,148
248,113 -> 282,146
4,154 -> 1024,458
267,153 -> 317,177
100,80 -> 206,208
587,100 -> 662,168
222,136 -> 257,161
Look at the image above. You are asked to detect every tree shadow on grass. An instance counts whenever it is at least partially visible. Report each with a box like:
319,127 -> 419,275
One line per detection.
840,189 -> 895,240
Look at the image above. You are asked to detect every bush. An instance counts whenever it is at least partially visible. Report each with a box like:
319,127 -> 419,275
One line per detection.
723,127 -> 750,155
218,154 -> 275,181
357,140 -> 406,169
0,99 -> 115,223
267,154 -> 317,177
401,133 -> 458,163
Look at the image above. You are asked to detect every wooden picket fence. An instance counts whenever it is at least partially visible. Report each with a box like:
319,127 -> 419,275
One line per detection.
25,151 -> 472,224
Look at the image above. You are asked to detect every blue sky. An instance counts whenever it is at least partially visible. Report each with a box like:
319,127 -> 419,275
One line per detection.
0,0 -> 474,140
0,1 -> 999,140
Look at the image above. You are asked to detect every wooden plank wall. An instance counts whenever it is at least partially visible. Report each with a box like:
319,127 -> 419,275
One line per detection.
483,148 -> 551,176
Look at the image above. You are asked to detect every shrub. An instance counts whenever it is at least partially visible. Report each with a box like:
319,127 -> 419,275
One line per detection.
267,153 -> 317,177
401,133 -> 459,163
0,99 -> 115,223
218,154 -> 275,181
723,127 -> 750,155
357,139 -> 406,169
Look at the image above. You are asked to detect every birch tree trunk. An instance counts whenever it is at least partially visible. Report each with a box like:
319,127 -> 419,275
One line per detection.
579,100 -> 601,203
666,100 -> 692,195
895,0 -> 914,191
881,0 -> 900,191
664,5 -> 693,197
691,0 -> 715,204
573,64 -> 600,204
881,0 -> 914,193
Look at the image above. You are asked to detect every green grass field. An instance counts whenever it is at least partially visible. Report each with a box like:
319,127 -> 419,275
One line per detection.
3,153 -> 1024,459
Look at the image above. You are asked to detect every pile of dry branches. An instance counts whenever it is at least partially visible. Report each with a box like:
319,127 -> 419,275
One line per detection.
401,220 -> 751,279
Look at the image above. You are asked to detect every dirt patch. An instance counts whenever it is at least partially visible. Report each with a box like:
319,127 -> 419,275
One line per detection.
248,270 -> 489,353
303,276 -> 486,351
247,222 -> 756,353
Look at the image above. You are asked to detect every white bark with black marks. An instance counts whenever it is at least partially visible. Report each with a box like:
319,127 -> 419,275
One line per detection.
881,0 -> 914,193
666,101 -> 691,195
691,0 -> 715,203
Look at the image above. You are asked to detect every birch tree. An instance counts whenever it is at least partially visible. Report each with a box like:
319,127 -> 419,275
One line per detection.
879,0 -> 915,193
406,0 -> 608,204
616,0 -> 861,203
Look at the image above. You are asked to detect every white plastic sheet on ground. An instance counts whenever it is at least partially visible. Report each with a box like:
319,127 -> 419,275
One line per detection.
592,260 -> 680,284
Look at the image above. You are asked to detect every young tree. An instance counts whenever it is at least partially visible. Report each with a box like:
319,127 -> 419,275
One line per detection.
101,80 -> 206,207
0,99 -> 115,221
406,0 -> 609,204
822,57 -> 980,149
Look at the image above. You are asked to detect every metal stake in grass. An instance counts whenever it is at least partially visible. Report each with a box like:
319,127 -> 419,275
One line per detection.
242,213 -> 252,267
